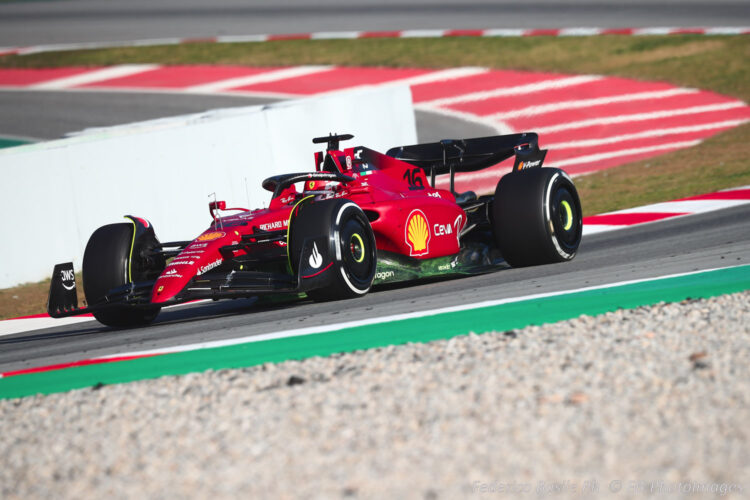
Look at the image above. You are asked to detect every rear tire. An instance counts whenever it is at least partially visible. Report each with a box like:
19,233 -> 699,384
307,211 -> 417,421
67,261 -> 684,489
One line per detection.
289,199 -> 377,301
82,223 -> 161,327
492,168 -> 582,267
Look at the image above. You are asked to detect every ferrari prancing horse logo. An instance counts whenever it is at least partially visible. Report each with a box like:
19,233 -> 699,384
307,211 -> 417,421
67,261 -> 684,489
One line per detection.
405,209 -> 430,256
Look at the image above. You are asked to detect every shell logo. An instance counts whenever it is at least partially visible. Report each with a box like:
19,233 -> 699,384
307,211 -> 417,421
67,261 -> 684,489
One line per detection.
196,231 -> 225,242
405,209 -> 430,256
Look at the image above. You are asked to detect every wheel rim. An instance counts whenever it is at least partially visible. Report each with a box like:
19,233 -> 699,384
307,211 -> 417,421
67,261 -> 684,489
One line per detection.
350,233 -> 365,263
551,186 -> 580,250
560,200 -> 573,231
340,216 -> 375,284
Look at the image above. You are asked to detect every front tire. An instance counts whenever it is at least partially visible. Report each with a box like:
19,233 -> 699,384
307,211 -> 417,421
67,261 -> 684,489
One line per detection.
289,199 -> 377,301
82,223 -> 161,327
492,168 -> 582,267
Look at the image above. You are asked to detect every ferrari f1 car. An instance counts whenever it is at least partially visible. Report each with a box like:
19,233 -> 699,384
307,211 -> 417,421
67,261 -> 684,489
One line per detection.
48,133 -> 582,327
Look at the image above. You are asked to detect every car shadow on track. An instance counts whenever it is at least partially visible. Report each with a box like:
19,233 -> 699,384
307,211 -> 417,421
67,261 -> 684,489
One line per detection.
0,297 -> 299,344
1,273 -> 481,345
0,324 -> 104,344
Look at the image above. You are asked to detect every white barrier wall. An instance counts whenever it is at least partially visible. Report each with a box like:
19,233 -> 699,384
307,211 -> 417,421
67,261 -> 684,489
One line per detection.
0,86 -> 417,288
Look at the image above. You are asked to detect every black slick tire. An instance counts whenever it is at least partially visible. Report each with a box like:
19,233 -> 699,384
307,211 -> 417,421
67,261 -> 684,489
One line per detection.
82,223 -> 160,327
492,168 -> 582,267
289,199 -> 377,301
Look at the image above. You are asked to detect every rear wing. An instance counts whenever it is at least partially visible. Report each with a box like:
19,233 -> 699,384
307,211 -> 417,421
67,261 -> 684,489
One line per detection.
386,133 -> 547,190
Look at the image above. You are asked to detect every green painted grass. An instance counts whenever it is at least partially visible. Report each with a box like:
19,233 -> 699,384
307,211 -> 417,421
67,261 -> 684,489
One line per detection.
0,137 -> 32,149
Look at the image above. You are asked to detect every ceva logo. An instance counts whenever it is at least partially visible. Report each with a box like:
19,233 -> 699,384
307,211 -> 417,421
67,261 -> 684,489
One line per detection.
405,209 -> 430,257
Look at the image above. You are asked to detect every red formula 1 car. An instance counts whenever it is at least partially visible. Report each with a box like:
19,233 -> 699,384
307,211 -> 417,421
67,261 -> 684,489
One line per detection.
48,133 -> 582,327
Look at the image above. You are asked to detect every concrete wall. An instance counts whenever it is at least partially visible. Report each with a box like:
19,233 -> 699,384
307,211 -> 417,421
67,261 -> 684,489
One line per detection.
0,85 -> 416,288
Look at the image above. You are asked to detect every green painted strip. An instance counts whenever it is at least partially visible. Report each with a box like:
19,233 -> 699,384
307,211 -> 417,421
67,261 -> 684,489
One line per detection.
0,137 -> 32,149
1,265 -> 748,399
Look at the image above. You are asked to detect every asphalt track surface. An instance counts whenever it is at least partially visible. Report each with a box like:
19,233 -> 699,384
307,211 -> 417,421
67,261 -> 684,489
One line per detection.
0,91 -> 279,141
2,203 -> 749,373
1,0 -> 748,46
0,90 -> 496,143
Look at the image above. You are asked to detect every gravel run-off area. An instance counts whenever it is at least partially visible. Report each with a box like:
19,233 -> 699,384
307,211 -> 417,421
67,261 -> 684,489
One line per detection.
2,291 -> 749,499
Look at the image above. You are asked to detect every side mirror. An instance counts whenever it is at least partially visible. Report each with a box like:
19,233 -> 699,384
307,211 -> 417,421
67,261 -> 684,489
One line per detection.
209,200 -> 226,219
209,200 -> 226,211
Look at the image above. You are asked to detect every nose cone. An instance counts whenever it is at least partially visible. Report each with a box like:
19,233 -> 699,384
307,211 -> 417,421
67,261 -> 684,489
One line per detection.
151,229 -> 232,303
151,265 -> 193,304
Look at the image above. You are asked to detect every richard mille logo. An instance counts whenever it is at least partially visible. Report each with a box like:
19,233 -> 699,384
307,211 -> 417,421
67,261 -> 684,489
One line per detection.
309,242 -> 322,269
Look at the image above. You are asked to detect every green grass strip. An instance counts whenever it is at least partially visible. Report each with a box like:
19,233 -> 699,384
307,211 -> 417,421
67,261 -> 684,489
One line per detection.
0,137 -> 32,149
2,264 -> 748,399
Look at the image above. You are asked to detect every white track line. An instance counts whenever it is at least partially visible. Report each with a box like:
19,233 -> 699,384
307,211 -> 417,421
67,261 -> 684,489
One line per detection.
421,75 -> 602,107
606,198 -> 750,215
400,29 -> 448,38
98,264 -> 748,361
545,119 -> 749,150
315,67 -> 491,96
0,316 -> 95,337
310,31 -> 361,40
388,67 -> 490,87
634,27 -> 680,35
215,34 -> 269,43
486,88 -> 698,121
559,28 -> 605,36
535,101 -> 747,134
582,186 -> 750,235
482,29 -> 526,37
29,64 -> 160,89
705,27 -> 750,35
185,65 -> 335,93
582,225 -> 619,235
